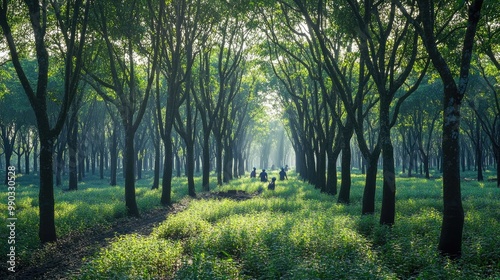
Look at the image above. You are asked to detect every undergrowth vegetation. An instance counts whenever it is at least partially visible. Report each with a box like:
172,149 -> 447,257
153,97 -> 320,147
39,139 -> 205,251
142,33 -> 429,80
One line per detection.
0,172 -> 200,265
78,171 -> 500,279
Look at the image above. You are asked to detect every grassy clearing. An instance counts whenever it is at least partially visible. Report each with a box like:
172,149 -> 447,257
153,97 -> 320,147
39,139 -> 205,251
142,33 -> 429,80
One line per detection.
79,171 -> 500,279
0,171 -> 202,264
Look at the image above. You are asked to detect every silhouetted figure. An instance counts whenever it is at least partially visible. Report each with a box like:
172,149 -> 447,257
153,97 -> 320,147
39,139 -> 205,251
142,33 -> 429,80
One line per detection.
268,177 -> 276,190
279,168 -> 288,180
250,167 -> 256,178
284,165 -> 289,172
259,169 -> 268,182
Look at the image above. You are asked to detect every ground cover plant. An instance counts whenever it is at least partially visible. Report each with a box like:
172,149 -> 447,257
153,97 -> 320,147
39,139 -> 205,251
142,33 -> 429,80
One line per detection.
79,171 -> 500,279
0,171 -> 202,268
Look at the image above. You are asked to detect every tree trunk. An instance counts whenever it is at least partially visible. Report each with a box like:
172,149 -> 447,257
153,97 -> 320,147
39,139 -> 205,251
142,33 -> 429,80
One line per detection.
362,147 -> 381,215
186,141 -> 196,197
438,89 -> 464,259
496,149 -> 500,188
68,119 -> 78,191
175,151 -> 181,177
216,139 -> 223,185
110,123 -> 118,186
338,127 -> 353,204
379,104 -> 396,226
326,144 -> 341,195
24,150 -> 30,175
16,147 -> 22,173
161,137 -> 173,205
316,142 -> 327,192
3,147 -> 13,185
78,139 -> 84,181
151,139 -> 160,190
476,119 -> 483,181
55,145 -> 64,186
223,142 -> 233,183
238,150 -> 245,177
33,140 -> 38,174
38,135 -> 57,243
99,143 -> 104,180
124,126 -> 139,217
408,148 -> 414,177
306,146 -> 316,185
422,153 -> 430,179
202,133 -> 210,191
137,156 -> 143,180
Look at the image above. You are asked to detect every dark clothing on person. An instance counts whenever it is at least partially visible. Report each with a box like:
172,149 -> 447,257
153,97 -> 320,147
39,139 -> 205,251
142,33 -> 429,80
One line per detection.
268,177 -> 276,190
259,170 -> 268,182
279,169 -> 287,180
250,168 -> 256,178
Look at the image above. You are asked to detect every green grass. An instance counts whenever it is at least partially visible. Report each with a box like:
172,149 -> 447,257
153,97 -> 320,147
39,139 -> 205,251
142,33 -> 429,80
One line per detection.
0,171 -> 202,265
77,171 -> 500,279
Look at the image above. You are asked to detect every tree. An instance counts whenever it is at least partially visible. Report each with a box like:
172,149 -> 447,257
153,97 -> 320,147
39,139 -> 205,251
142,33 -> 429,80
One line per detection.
0,61 -> 34,183
261,1 -> 341,194
86,0 -> 158,216
348,0 -> 428,225
398,0 -> 484,258
399,81 -> 441,179
0,0 -> 91,243
474,3 -> 500,187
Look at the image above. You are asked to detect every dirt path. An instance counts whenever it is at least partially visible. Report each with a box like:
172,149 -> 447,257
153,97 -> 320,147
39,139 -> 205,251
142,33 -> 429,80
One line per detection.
8,199 -> 190,280
5,191 -> 259,279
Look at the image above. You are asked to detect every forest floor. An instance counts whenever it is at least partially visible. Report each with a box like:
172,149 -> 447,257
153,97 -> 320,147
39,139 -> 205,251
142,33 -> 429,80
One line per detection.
11,190 -> 259,280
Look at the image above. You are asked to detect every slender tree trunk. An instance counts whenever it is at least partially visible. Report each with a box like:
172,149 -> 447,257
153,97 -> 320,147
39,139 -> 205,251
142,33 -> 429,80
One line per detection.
423,154 -> 430,179
326,144 -> 341,195
4,149 -> 13,185
124,126 -> 139,217
68,119 -> 78,191
337,135 -> 352,204
438,88 -> 464,258
16,147 -> 22,173
91,150 -> 96,176
362,148 -> 381,215
55,146 -> 64,186
161,137 -> 173,205
202,133 -> 210,191
39,135 -> 57,243
137,156 -> 143,180
186,141 -> 196,197
175,151 -> 181,177
216,139 -> 223,185
316,142 -> 327,192
238,150 -> 245,177
495,149 -> 500,188
24,151 -> 30,175
78,139 -> 84,181
380,104 -> 396,226
408,148 -> 414,177
223,142 -> 233,183
152,140 -> 160,190
476,119 -> 483,181
99,143 -> 104,179
306,146 -> 316,185
110,123 -> 118,186
33,140 -> 38,174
